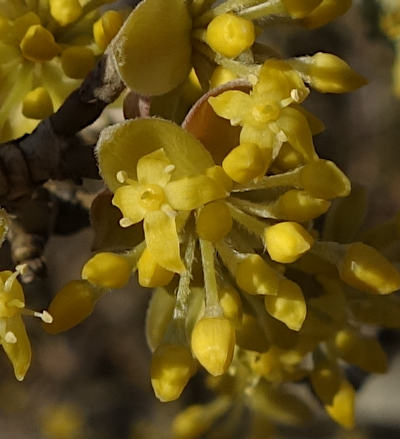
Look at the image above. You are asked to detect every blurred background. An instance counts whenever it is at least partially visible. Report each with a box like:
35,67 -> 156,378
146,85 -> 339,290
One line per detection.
1,1 -> 400,438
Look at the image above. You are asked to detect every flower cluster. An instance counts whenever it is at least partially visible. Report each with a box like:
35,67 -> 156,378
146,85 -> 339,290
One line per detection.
0,0 -> 123,141
29,0 -> 400,435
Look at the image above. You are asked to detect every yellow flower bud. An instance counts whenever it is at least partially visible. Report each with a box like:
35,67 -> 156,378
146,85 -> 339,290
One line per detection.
209,66 -> 238,89
236,254 -> 280,296
236,313 -> 269,352
49,0 -> 82,26
333,330 -> 387,374
137,248 -> 175,287
338,242 -> 400,295
273,143 -> 304,172
61,46 -> 95,79
219,286 -> 242,324
206,13 -> 255,58
282,0 -> 323,18
81,252 -> 133,289
93,10 -> 124,51
300,159 -> 351,199
20,24 -> 59,62
43,280 -> 100,334
265,279 -> 306,331
275,189 -> 331,222
302,0 -> 352,29
264,221 -> 314,263
206,166 -> 233,193
13,12 -> 40,41
191,317 -> 235,376
310,361 -> 341,404
22,87 -> 53,120
222,143 -> 268,184
325,379 -> 355,429
151,344 -> 195,402
181,68 -> 203,105
292,52 -> 367,93
196,201 -> 232,242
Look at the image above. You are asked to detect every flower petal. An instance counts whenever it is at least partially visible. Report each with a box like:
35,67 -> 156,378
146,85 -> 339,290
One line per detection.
277,107 -> 318,161
165,175 -> 226,211
97,118 -> 215,192
2,316 -> 31,381
208,90 -> 252,125
112,183 -> 146,224
137,148 -> 172,186
240,123 -> 274,154
112,0 -> 192,96
144,211 -> 184,273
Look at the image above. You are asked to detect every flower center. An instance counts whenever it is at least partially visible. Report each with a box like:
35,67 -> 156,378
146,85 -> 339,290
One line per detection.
252,103 -> 281,124
139,184 -> 166,211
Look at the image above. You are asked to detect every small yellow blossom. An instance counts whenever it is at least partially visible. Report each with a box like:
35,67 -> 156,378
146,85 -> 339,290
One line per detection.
0,267 -> 51,380
191,316 -> 235,376
151,343 -> 195,401
81,252 -> 133,289
206,13 -> 255,58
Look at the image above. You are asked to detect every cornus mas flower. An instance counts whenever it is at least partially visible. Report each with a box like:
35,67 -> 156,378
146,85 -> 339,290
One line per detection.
0,265 -> 52,380
0,0 -> 123,141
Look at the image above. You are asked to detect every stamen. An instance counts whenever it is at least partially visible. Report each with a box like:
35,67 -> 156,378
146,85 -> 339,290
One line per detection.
116,170 -> 128,183
33,310 -> 53,323
161,204 -> 177,218
248,73 -> 258,85
164,164 -> 175,174
276,130 -> 288,143
291,88 -> 300,102
120,217 -> 134,228
4,331 -> 17,344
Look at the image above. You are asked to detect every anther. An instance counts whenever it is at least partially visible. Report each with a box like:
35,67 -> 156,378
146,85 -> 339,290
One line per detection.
291,88 -> 300,102
4,331 -> 17,344
120,217 -> 134,228
116,170 -> 128,183
164,164 -> 175,174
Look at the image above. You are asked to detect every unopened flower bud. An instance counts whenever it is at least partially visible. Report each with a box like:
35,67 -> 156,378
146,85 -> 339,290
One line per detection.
282,0 -> 323,18
265,279 -> 306,331
222,143 -> 268,183
81,252 -> 133,289
209,66 -> 238,89
20,24 -> 59,62
264,221 -> 314,263
338,242 -> 400,295
137,248 -> 175,287
151,344 -> 195,402
61,46 -> 95,79
219,286 -> 242,324
49,0 -> 82,26
291,52 -> 367,93
301,0 -> 352,29
22,87 -> 53,119
206,13 -> 255,58
94,10 -> 124,51
310,361 -> 341,405
196,201 -> 232,242
191,317 -> 235,376
275,189 -> 331,222
300,159 -> 351,199
325,379 -> 355,429
43,280 -> 100,334
236,254 -> 280,296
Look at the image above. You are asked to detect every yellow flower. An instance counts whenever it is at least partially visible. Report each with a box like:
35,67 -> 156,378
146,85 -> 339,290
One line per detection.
208,59 -> 317,164
97,118 -> 227,272
0,0 -> 122,141
0,267 -> 51,380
